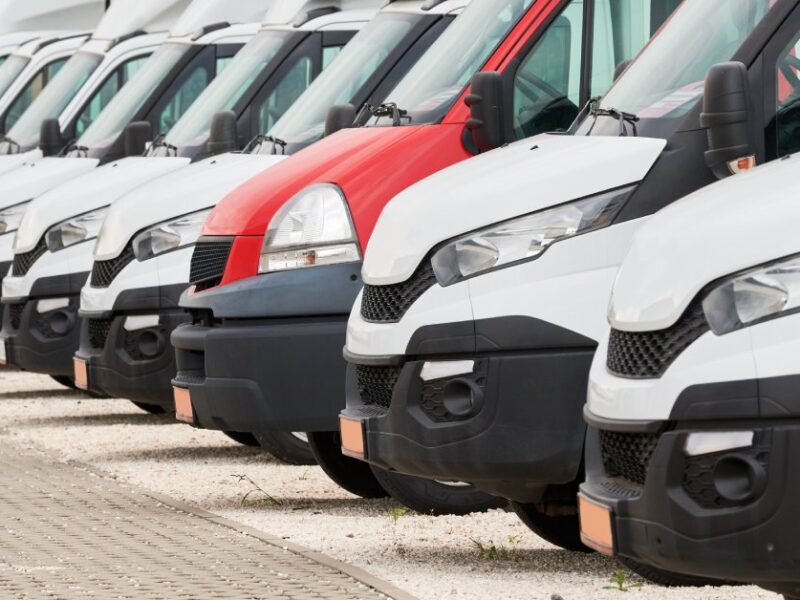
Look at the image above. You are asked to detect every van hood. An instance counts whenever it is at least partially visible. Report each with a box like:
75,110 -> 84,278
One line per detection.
362,134 -> 667,285
95,153 -> 281,260
14,157 -> 189,253
610,155 -> 800,332
0,150 -> 43,177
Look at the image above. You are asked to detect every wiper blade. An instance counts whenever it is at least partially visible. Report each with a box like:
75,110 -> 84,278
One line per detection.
61,140 -> 90,157
0,135 -> 20,154
369,102 -> 411,126
243,134 -> 286,155
589,99 -> 639,137
149,134 -> 179,157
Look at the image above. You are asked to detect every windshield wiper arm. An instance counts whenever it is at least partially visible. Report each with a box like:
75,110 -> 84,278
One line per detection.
369,102 -> 411,126
61,140 -> 90,157
0,135 -> 20,154
149,134 -> 178,157
244,134 -> 286,155
589,99 -> 639,137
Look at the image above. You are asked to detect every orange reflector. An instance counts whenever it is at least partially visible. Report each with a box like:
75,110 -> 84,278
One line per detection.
579,495 -> 614,555
73,358 -> 89,390
0,341 -> 6,365
173,387 -> 194,424
339,416 -> 365,460
728,155 -> 756,175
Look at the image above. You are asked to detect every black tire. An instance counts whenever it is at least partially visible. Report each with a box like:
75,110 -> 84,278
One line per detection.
511,501 -> 591,552
618,556 -> 728,587
370,467 -> 506,516
253,431 -> 315,465
222,430 -> 260,447
306,431 -> 388,499
50,375 -> 77,389
131,401 -> 168,415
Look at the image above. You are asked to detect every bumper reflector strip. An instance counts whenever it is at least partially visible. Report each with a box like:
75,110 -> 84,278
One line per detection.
578,495 -> 614,555
174,387 -> 194,424
339,416 -> 365,460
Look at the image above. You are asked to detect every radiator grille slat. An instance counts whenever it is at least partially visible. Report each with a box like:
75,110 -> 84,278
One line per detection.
91,244 -> 135,288
361,261 -> 436,323
12,238 -> 47,276
189,240 -> 233,292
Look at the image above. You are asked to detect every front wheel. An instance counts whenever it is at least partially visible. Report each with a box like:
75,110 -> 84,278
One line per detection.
253,431 -> 315,465
306,431 -> 388,499
511,501 -> 590,552
618,557 -> 729,587
370,467 -> 505,516
131,401 -> 168,415
222,430 -> 260,447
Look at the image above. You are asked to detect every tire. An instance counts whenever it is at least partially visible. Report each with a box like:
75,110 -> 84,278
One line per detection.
50,375 -> 77,389
370,467 -> 506,516
511,501 -> 591,553
253,431 -> 315,465
131,401 -> 168,415
306,431 -> 388,499
618,556 -> 728,587
222,430 -> 260,447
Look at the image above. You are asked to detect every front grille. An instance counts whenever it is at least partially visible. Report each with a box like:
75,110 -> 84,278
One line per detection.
189,239 -> 233,292
8,303 -> 24,330
599,430 -> 660,486
355,364 -> 402,409
91,244 -> 135,288
12,238 -> 47,276
88,318 -> 112,349
607,299 -> 709,379
361,260 -> 437,323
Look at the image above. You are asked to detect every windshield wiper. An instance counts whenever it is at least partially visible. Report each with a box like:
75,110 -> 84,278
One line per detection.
61,140 -> 90,157
0,134 -> 20,154
369,102 -> 411,126
243,134 -> 286,155
588,98 -> 639,137
149,134 -> 178,157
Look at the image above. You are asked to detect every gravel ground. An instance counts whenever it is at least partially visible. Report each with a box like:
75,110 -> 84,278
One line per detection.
0,370 -> 779,600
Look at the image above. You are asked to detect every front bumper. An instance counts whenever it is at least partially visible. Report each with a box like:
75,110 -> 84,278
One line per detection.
172,263 -> 362,433
75,284 -> 187,407
342,329 -> 596,502
580,411 -> 800,596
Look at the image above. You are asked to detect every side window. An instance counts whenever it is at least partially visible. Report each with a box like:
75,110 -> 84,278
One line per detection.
75,54 -> 149,137
257,57 -> 313,133
773,33 -> 800,158
155,65 -> 210,134
5,57 -> 68,131
512,0 -> 583,140
322,45 -> 343,69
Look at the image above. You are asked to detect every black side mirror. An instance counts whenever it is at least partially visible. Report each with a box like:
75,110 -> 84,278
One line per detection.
700,62 -> 756,179
208,111 -> 238,156
465,71 -> 505,153
39,118 -> 65,157
123,121 -> 152,157
324,104 -> 356,137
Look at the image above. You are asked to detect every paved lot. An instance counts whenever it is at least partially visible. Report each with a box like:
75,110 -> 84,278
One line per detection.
0,371 -> 780,600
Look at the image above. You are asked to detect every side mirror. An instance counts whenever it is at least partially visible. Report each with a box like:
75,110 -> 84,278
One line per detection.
208,111 -> 238,156
39,118 -> 65,157
324,104 -> 356,137
123,121 -> 152,157
700,62 -> 756,179
465,71 -> 505,153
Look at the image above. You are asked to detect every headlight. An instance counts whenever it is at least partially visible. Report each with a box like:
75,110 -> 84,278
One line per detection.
703,254 -> 800,335
430,186 -> 632,286
45,206 -> 109,252
258,183 -> 360,273
0,200 -> 31,235
132,208 -> 211,261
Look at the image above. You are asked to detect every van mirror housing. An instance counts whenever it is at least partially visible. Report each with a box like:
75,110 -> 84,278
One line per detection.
465,71 -> 506,153
701,62 -> 756,179
123,121 -> 152,157
208,111 -> 238,156
39,118 -> 65,157
324,104 -> 356,137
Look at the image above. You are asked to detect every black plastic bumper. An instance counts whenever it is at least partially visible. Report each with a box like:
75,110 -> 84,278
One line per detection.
343,342 -> 596,503
172,263 -> 362,433
580,410 -> 800,596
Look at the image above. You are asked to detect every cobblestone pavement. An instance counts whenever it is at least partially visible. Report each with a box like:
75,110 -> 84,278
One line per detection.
0,438 -> 412,599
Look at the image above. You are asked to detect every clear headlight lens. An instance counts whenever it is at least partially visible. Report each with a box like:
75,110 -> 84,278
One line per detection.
132,208 -> 211,262
431,186 -> 632,286
0,200 -> 31,235
703,254 -> 800,334
45,206 -> 109,252
259,183 -> 360,273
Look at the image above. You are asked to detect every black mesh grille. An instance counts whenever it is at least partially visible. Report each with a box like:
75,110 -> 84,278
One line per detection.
355,364 -> 402,409
88,318 -> 112,350
189,239 -> 233,292
607,299 -> 709,379
12,238 -> 47,276
8,303 -> 24,330
599,430 -> 660,486
361,261 -> 437,323
91,244 -> 135,288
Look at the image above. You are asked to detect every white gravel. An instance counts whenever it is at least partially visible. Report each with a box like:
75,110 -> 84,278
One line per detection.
0,370 -> 780,600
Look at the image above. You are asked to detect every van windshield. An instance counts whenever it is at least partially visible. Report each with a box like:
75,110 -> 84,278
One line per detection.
0,55 -> 29,103
259,11 -> 423,154
370,0 -> 535,127
0,50 -> 101,153
580,0 -> 773,135
164,30 -> 295,150
77,43 -> 190,151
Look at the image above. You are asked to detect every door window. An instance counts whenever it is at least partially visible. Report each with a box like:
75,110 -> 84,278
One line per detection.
4,57 -> 68,131
156,65 -> 210,134
772,32 -> 800,157
257,57 -> 313,133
